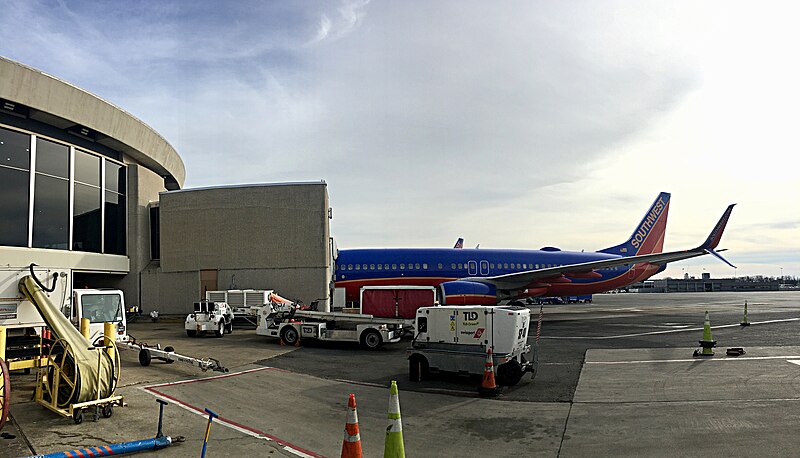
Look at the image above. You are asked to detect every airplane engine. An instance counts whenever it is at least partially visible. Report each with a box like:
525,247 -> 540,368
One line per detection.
438,281 -> 497,306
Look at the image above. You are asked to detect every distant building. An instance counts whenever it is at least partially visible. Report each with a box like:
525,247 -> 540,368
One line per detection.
633,277 -> 780,293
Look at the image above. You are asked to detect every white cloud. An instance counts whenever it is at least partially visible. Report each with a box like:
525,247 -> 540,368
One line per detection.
1,0 -> 797,278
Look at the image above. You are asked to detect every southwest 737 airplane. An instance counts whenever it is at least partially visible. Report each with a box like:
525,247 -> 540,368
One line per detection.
334,193 -> 736,305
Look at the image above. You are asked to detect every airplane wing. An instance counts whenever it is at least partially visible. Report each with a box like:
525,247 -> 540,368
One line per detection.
465,204 -> 736,290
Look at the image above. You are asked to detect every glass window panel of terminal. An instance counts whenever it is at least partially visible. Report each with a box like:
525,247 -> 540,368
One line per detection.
32,174 -> 69,249
104,191 -> 126,255
35,137 -> 69,178
72,149 -> 102,252
73,181 -> 101,252
104,161 -> 125,194
0,127 -> 30,246
74,149 -> 101,186
104,161 -> 126,255
0,126 -> 31,170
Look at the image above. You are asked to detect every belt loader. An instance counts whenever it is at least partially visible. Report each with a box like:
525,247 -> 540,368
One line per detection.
255,302 -> 412,350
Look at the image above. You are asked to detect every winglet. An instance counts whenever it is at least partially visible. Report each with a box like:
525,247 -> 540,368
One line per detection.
699,204 -> 736,250
705,248 -> 736,268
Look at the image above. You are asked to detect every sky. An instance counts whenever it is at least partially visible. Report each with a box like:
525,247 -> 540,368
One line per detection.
1,1 -> 798,279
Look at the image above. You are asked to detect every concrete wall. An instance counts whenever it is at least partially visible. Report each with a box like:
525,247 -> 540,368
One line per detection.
152,183 -> 331,314
140,269 -> 200,315
110,164 -> 166,309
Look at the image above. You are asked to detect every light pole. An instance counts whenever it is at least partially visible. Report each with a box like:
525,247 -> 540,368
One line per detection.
780,267 -> 784,284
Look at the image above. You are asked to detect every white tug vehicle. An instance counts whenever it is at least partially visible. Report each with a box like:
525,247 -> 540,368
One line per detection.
185,301 -> 235,337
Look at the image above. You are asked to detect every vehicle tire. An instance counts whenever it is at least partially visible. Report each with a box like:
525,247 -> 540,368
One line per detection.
408,355 -> 429,382
102,404 -> 113,418
360,329 -> 383,350
186,330 -> 197,337
496,360 -> 524,386
215,322 -> 224,338
138,349 -> 151,367
73,409 -> 84,424
163,346 -> 175,364
280,326 -> 299,346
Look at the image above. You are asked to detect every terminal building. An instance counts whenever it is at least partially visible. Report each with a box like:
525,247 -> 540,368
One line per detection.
0,57 -> 331,315
633,273 -> 780,293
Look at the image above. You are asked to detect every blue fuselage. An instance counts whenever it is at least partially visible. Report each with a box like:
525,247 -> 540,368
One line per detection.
334,248 -> 656,302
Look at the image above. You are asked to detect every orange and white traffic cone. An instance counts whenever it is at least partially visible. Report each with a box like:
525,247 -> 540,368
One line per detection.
341,394 -> 362,458
478,347 -> 500,397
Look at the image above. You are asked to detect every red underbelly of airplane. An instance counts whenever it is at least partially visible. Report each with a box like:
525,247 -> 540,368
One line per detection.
543,263 -> 660,296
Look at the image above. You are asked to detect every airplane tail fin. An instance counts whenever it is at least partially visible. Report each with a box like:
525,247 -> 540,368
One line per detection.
454,238 -> 464,249
697,203 -> 737,268
599,192 -> 671,257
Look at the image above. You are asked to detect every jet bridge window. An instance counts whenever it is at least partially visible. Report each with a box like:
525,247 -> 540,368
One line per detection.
451,263 -> 456,269
438,263 -> 443,269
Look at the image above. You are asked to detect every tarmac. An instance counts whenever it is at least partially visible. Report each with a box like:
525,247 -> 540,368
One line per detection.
3,291 -> 800,457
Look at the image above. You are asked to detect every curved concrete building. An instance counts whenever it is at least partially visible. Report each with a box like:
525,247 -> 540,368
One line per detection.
0,56 -> 185,305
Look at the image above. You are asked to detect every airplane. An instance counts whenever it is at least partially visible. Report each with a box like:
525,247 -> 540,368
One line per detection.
454,238 -> 464,249
333,192 -> 736,305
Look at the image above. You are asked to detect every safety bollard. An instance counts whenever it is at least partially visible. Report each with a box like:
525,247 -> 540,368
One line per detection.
80,317 -> 91,339
104,321 -> 116,361
0,325 -> 6,360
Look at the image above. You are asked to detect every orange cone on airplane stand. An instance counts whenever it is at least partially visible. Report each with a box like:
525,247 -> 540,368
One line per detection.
341,394 -> 362,458
478,347 -> 501,397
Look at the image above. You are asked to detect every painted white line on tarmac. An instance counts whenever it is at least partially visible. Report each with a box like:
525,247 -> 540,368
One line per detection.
588,355 -> 800,365
142,367 -> 323,458
540,317 -> 800,340
787,360 -> 800,366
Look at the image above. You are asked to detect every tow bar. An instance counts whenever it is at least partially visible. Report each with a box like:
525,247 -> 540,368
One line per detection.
121,335 -> 228,373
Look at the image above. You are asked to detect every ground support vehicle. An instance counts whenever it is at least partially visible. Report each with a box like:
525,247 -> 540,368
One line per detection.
185,301 -> 234,337
407,305 -> 537,386
255,302 -> 412,350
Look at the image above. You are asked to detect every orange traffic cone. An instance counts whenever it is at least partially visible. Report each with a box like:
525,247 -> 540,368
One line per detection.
341,394 -> 362,458
478,347 -> 500,397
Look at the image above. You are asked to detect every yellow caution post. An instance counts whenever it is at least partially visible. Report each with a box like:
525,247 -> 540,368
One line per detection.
104,322 -> 115,361
0,325 -> 6,360
384,380 -> 405,458
740,301 -> 750,326
80,317 -> 90,340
